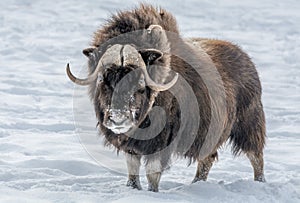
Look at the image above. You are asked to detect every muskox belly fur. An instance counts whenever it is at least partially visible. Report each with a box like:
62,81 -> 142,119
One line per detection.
66,4 -> 266,192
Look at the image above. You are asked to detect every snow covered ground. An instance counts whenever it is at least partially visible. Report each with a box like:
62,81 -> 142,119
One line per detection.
0,0 -> 299,202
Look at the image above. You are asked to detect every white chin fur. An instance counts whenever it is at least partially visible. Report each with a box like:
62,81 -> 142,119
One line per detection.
110,127 -> 131,134
108,124 -> 133,134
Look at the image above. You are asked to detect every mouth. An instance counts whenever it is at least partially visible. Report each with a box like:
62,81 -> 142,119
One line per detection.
101,106 -> 142,134
107,123 -> 134,134
103,116 -> 135,134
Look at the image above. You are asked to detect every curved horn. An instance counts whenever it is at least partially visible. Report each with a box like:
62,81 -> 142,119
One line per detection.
123,45 -> 178,92
147,24 -> 163,33
66,44 -> 123,86
66,63 -> 98,86
141,65 -> 178,92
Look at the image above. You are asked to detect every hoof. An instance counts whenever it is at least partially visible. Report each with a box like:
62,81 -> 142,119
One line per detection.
126,180 -> 142,190
148,185 -> 158,192
255,175 -> 266,182
192,177 -> 206,183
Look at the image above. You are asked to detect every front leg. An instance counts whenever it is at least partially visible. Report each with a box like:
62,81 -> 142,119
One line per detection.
125,153 -> 142,190
145,159 -> 162,192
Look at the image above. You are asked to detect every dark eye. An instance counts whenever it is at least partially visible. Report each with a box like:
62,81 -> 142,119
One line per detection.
137,88 -> 145,94
134,110 -> 139,118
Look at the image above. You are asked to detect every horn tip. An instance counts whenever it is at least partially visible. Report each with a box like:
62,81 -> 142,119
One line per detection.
66,63 -> 72,74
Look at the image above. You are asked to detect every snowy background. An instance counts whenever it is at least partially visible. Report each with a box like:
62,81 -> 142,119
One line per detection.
0,0 -> 299,202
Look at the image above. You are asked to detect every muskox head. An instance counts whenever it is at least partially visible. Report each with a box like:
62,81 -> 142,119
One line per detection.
67,25 -> 178,135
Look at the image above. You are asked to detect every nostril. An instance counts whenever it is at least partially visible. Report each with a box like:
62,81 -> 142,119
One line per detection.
109,115 -> 127,124
111,118 -> 127,125
107,109 -> 131,124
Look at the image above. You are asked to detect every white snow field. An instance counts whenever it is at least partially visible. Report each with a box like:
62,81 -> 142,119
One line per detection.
0,0 -> 299,202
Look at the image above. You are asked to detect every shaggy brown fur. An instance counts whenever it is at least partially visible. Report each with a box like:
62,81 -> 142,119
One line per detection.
77,4 -> 266,191
92,4 -> 179,48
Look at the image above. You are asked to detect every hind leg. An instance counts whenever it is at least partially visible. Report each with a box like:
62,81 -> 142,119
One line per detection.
231,99 -> 266,182
192,152 -> 218,183
247,152 -> 266,182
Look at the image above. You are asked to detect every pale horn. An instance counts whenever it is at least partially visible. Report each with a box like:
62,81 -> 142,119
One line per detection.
123,45 -> 178,92
66,44 -> 123,85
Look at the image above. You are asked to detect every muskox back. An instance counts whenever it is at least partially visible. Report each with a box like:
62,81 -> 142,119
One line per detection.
186,38 -> 265,156
193,39 -> 265,155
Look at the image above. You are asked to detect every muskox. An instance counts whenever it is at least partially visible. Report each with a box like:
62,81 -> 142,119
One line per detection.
66,4 -> 266,192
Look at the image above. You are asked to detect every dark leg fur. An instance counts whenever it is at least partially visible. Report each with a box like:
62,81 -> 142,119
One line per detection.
247,152 -> 266,182
127,174 -> 142,189
192,152 -> 218,183
230,100 -> 266,182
